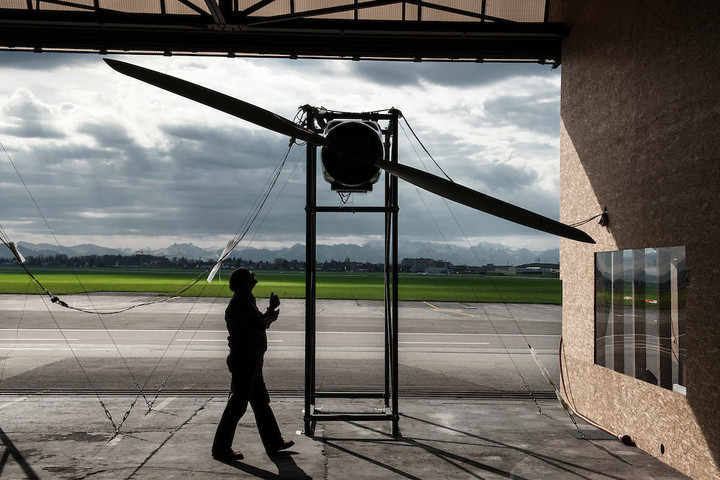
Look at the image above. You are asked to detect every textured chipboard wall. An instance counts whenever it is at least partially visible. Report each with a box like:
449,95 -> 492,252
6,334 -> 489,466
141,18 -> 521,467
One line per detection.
559,1 -> 720,478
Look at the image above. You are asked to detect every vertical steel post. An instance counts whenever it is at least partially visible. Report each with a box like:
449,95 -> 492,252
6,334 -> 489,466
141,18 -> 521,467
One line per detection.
383,122 -> 392,409
390,109 -> 400,437
302,109 -> 400,437
304,108 -> 317,436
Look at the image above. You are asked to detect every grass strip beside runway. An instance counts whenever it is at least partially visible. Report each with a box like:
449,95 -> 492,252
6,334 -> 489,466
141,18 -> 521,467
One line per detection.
0,267 -> 561,304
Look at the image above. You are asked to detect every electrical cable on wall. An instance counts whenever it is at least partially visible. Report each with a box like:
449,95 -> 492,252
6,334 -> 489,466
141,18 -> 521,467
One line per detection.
559,337 -> 635,446
570,207 -> 608,228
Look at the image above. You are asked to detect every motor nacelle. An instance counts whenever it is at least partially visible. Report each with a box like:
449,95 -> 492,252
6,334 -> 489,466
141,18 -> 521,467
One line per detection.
321,120 -> 384,192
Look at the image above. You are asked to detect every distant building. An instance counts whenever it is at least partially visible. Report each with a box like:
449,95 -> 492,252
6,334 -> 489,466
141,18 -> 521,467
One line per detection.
400,257 -> 452,273
483,264 -> 516,275
516,265 -> 559,275
451,265 -> 486,275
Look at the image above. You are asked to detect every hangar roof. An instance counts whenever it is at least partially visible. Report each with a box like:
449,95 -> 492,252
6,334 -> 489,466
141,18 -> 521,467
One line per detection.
0,0 -> 565,63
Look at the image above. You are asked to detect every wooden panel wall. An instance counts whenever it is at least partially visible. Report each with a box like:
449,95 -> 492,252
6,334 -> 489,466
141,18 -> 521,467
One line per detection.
558,1 -> 720,478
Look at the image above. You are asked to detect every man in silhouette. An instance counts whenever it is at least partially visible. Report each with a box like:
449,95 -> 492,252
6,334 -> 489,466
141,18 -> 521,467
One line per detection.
212,268 -> 294,461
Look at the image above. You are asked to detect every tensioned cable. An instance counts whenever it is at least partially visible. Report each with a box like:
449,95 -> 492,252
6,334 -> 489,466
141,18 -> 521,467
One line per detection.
234,142 -> 305,257
1,125 -> 297,431
131,142 -> 298,414
1,140 -> 164,431
410,189 -> 546,412
0,276 -> 32,386
1,143 -> 104,307
570,207 -> 608,228
133,280 -> 216,412
401,116 -> 453,182
205,137 -> 298,281
138,142 -> 300,412
204,103 -> 307,271
1,142 -> 294,432
136,140 -> 302,415
0,132 -> 291,315
398,120 -> 585,433
205,108 -> 307,274
92,139 -> 298,419
398,122 -> 544,410
0,143 -> 187,424
29,274 -> 127,432
2,140 -> 224,316
1,142 -> 166,314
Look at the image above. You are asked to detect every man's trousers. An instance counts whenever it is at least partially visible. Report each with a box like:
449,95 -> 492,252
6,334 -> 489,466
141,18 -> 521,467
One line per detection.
212,355 -> 283,454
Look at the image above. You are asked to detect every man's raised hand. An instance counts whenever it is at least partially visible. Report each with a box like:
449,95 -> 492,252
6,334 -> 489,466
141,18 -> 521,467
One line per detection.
269,292 -> 280,311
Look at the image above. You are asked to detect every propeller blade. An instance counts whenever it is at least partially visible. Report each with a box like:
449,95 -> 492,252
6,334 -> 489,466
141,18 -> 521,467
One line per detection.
104,59 -> 328,146
374,159 -> 595,244
104,59 -> 593,243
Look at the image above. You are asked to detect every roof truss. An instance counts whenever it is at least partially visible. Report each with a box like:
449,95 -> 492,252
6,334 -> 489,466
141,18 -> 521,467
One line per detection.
0,0 -> 565,63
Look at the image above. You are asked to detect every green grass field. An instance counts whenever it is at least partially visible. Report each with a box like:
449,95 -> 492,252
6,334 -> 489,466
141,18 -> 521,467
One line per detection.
0,267 -> 561,304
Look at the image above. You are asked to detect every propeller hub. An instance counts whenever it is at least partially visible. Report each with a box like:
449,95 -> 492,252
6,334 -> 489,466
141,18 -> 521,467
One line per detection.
321,120 -> 383,192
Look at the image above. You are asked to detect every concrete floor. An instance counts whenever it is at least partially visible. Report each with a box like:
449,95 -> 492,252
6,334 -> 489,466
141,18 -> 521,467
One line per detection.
0,393 -> 690,480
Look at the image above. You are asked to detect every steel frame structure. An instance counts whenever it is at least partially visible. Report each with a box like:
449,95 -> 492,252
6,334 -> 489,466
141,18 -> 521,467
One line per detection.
303,107 -> 400,437
0,0 -> 565,63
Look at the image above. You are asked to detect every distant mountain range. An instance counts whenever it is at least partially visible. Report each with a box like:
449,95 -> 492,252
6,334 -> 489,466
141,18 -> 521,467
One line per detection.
2,240 -> 559,266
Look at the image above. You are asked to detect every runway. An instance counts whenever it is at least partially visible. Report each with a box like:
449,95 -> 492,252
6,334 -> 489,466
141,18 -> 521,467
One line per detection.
0,294 -> 562,395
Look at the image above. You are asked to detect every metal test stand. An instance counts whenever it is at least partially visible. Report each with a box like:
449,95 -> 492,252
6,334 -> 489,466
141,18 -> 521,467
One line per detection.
303,107 -> 401,437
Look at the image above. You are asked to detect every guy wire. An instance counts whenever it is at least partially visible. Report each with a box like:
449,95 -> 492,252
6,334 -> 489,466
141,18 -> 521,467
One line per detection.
0,128 -> 295,431
2,140 -> 159,421
139,141 -> 299,412
399,119 -> 582,422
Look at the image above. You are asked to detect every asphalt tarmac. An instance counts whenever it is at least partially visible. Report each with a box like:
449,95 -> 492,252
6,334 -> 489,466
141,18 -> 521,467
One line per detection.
0,295 -> 691,479
0,295 -> 563,394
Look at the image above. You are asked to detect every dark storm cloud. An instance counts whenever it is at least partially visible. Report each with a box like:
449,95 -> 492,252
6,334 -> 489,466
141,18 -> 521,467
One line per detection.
483,94 -> 560,137
161,123 -> 292,170
75,121 -> 163,178
153,134 -> 309,238
1,53 -> 563,249
0,51 -> 95,70
0,111 -> 305,239
6,142 -> 145,200
397,128 -> 543,194
397,181 -> 561,242
79,121 -> 136,147
349,62 -> 556,87
7,119 -> 308,239
0,119 -> 65,139
475,162 -> 540,194
33,124 -> 155,190
18,142 -> 116,170
400,130 -> 491,166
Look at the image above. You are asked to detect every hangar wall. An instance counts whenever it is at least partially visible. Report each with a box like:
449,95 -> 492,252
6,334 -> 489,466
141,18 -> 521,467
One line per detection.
558,1 -> 720,479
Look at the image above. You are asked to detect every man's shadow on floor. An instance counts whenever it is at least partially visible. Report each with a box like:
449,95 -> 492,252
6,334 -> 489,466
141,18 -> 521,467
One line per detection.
216,452 -> 312,479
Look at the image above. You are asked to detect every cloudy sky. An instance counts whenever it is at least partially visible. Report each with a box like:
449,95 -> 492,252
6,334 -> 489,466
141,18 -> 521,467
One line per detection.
0,51 -> 563,253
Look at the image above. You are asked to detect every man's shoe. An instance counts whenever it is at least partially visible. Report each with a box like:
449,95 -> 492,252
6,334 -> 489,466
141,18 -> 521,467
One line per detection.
212,450 -> 244,462
267,440 -> 295,454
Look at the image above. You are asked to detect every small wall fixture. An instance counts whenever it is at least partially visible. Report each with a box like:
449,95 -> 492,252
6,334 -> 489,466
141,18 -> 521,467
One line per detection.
599,207 -> 609,228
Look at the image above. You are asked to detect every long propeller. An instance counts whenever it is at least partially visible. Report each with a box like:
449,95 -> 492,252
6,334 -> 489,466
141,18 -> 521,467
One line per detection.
104,59 -> 327,147
104,58 -> 594,244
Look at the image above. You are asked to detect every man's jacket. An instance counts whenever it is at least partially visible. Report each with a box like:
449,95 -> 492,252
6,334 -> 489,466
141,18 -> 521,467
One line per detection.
225,291 -> 267,362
